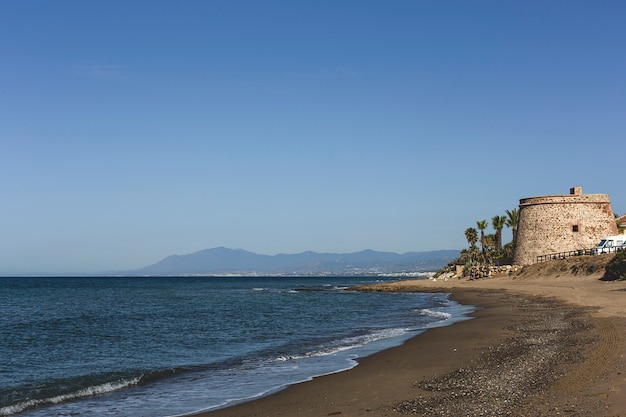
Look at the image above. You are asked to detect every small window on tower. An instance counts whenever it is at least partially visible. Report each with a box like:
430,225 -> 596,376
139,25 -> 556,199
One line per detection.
572,225 -> 579,232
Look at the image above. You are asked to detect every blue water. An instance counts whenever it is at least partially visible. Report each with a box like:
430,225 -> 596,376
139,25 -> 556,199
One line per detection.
0,276 -> 474,417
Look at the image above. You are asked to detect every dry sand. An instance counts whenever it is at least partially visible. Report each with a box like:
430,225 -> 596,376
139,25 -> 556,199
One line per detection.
195,254 -> 626,417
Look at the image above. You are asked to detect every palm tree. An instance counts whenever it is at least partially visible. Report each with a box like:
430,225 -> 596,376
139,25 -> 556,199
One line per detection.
492,215 -> 507,252
484,234 -> 496,259
465,227 -> 478,248
463,227 -> 479,268
476,220 -> 488,253
505,208 -> 519,248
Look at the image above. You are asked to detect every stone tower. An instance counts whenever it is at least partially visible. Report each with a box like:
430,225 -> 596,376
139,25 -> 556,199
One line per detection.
513,186 -> 618,265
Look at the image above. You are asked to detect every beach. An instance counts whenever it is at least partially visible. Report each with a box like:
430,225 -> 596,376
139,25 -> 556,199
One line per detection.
197,255 -> 626,417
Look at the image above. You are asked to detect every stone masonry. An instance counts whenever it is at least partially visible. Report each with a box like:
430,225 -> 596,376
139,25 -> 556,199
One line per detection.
513,186 -> 618,265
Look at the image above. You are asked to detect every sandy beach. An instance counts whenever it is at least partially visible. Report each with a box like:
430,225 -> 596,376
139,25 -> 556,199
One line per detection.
196,254 -> 626,417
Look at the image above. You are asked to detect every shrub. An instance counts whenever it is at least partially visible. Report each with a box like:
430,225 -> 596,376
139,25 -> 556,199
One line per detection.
602,250 -> 626,281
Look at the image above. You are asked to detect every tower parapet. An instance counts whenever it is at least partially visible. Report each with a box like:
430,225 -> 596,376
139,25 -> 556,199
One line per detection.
513,186 -> 618,265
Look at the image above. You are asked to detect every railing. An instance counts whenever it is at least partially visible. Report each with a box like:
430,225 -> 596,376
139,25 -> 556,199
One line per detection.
536,249 -> 593,263
536,246 -> 625,263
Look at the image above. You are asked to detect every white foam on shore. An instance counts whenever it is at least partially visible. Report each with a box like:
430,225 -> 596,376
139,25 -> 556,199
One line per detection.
418,308 -> 453,320
0,376 -> 142,416
4,285 -> 475,417
273,327 -> 411,362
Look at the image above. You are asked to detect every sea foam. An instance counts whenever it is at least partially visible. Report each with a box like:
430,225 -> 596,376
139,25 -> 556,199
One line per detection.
418,308 -> 453,320
0,377 -> 142,416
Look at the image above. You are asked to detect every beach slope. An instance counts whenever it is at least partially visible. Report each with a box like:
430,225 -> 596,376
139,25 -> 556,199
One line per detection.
197,254 -> 626,417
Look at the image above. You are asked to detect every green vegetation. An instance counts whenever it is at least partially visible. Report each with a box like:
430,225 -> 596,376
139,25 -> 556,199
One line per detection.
505,208 -> 519,246
603,250 -> 626,281
439,208 -> 520,280
492,215 -> 506,252
437,207 -> 623,281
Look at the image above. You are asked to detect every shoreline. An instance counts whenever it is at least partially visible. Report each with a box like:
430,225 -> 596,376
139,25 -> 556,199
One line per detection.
194,267 -> 626,417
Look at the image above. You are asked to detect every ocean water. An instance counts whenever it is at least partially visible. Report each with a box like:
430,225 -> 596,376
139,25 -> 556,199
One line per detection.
0,276 -> 474,417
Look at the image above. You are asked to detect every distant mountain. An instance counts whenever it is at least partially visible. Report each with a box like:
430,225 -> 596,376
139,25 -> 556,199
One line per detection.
123,247 -> 459,276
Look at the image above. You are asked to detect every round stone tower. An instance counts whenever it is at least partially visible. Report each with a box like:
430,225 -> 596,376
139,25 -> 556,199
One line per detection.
513,186 -> 618,265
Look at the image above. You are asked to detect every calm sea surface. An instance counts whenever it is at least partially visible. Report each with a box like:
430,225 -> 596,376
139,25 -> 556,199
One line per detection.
0,276 -> 474,417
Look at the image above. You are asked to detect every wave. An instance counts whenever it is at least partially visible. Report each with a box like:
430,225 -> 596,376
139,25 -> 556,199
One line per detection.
0,376 -> 142,416
253,284 -> 351,294
273,327 -> 410,362
1,279 -> 469,417
418,308 -> 453,320
252,287 -> 301,293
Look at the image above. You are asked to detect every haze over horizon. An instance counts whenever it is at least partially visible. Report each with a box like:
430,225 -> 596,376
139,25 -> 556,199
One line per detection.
2,1 -> 625,274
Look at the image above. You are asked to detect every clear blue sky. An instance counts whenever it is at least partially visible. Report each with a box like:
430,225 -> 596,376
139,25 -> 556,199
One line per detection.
1,1 -> 625,274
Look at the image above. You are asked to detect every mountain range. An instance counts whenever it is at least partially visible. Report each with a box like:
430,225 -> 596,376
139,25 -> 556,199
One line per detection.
123,247 -> 459,276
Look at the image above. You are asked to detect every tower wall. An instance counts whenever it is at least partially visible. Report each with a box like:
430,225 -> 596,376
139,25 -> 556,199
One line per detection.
513,187 -> 618,265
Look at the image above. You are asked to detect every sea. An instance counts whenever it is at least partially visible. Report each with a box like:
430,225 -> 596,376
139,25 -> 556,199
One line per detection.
0,276 -> 475,417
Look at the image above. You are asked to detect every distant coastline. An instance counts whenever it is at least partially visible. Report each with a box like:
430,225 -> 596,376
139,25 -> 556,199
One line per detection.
113,247 -> 460,277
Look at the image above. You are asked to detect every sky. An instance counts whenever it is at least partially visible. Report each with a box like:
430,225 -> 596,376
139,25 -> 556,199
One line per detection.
1,1 -> 625,274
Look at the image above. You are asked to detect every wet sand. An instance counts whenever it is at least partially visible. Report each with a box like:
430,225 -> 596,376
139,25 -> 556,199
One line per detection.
195,259 -> 626,417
